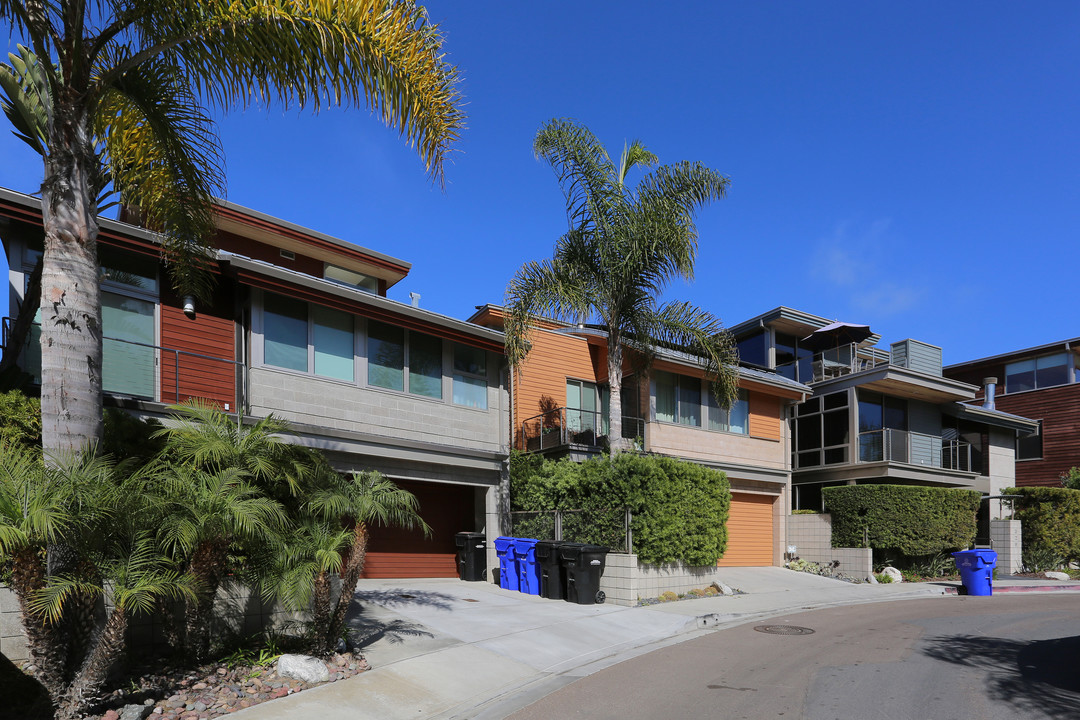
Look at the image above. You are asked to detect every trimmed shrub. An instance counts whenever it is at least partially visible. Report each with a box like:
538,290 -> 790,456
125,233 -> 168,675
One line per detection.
510,452 -> 730,566
1003,487 -> 1080,564
0,390 -> 41,448
822,484 -> 980,556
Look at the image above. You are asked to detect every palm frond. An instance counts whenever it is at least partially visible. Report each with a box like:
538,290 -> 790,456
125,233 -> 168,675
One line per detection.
649,301 -> 739,407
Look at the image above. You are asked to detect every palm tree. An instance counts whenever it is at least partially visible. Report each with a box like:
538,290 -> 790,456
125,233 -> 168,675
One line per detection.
506,118 -> 739,452
0,1 -> 464,456
264,468 -> 429,655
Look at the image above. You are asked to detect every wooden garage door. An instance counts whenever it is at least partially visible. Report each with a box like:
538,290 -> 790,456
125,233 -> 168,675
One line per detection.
361,479 -> 475,579
716,492 -> 775,567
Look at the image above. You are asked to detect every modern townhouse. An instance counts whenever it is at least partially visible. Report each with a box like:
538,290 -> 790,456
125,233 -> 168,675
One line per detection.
944,338 -> 1080,488
468,305 -> 810,567
1,187 -> 509,579
727,307 -> 1039,519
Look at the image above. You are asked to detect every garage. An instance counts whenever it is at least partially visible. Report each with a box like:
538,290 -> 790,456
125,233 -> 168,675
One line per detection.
361,479 -> 477,579
716,492 -> 776,567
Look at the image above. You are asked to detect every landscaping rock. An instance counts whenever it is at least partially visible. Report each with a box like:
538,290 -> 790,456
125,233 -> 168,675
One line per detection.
119,704 -> 153,720
881,567 -> 903,583
277,654 -> 331,684
710,581 -> 735,596
1044,571 -> 1070,581
867,573 -> 878,584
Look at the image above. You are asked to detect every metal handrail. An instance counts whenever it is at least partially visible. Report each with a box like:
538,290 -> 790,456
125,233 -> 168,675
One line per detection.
521,406 -> 644,451
11,319 -> 245,414
857,428 -> 973,471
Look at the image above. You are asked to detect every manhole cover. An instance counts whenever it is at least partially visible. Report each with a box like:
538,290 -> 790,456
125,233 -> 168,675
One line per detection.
753,624 -> 815,635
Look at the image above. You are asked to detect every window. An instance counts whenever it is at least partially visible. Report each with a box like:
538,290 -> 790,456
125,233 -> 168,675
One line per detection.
566,379 -> 609,438
857,391 -> 907,462
264,294 -> 309,372
1005,354 -> 1071,393
409,332 -> 444,399
1017,420 -> 1042,460
654,371 -> 701,426
708,389 -> 749,434
325,264 -> 379,294
312,306 -> 354,381
101,293 -> 156,398
736,330 -> 768,368
453,345 -> 488,409
794,390 -> 849,468
366,321 -> 405,390
775,332 -> 813,383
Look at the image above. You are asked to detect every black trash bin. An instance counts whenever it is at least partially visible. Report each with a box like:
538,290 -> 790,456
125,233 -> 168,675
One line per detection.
536,541 -> 571,600
561,543 -> 608,605
454,532 -> 487,582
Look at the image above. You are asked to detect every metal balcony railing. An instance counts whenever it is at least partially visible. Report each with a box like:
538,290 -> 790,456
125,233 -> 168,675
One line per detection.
521,407 -> 645,452
805,343 -> 887,382
6,319 -> 245,413
858,428 -> 973,471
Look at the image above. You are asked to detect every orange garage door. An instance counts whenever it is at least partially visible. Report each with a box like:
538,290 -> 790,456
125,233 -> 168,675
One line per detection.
716,492 -> 775,567
361,479 -> 475,579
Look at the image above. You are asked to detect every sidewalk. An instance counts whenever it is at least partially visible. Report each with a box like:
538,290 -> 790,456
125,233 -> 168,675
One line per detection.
229,569 -> 1077,720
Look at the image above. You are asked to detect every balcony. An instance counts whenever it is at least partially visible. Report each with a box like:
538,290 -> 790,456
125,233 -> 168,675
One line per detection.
521,407 -> 645,453
857,429 -> 973,471
4,319 -> 244,412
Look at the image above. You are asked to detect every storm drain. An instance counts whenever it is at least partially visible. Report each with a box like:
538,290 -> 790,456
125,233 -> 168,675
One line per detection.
753,624 -> 815,635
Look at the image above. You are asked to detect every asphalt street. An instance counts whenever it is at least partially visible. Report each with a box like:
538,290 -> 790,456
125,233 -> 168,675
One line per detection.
507,594 -> 1080,720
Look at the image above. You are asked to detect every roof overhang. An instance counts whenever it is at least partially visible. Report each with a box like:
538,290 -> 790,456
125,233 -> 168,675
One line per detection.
222,252 -> 505,353
812,365 -> 977,403
945,403 -> 1040,435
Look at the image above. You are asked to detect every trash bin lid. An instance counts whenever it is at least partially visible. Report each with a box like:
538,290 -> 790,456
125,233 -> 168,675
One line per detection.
494,536 -> 516,552
579,544 -> 609,554
558,542 -> 585,560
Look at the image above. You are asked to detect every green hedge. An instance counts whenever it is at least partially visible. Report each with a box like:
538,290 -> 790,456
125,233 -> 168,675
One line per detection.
1003,487 -> 1080,564
510,451 -> 730,566
822,484 -> 981,556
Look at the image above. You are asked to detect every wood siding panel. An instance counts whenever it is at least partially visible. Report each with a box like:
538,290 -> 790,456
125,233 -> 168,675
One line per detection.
159,304 -> 236,408
514,330 -> 599,449
717,492 -> 776,567
748,393 -> 783,440
992,383 -> 1080,487
362,480 -> 475,579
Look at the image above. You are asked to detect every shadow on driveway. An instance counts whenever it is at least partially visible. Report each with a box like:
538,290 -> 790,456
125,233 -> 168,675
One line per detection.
921,634 -> 1080,719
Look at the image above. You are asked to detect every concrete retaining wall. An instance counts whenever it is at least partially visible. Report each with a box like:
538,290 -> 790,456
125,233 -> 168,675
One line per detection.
1,579 -> 306,664
990,519 -> 1022,575
599,555 -> 735,607
786,513 -> 873,580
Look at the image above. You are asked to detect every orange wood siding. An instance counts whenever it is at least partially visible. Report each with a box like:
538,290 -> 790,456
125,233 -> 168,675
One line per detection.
716,492 -> 776,567
159,304 -> 236,408
748,393 -> 783,440
993,383 -> 1080,487
513,329 -> 599,449
362,480 -> 475,579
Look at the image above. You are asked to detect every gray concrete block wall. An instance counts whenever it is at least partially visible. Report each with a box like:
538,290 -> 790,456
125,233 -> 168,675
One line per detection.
990,519 -> 1023,575
787,514 -> 872,580
0,581 -> 301,664
1,585 -> 28,661
599,553 -> 637,606
249,368 -> 503,453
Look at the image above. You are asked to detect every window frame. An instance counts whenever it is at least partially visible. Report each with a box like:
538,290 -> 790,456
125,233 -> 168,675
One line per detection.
451,343 -> 489,409
1016,419 -> 1043,461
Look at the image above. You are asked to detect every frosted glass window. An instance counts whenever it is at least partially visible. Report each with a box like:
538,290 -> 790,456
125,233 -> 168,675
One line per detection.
312,305 -> 354,381
368,321 -> 404,391
264,294 -> 308,372
452,345 -> 487,409
102,292 -> 155,398
409,332 -> 443,398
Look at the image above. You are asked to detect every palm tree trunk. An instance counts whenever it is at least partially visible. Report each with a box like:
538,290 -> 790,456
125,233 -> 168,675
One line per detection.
607,341 -> 627,453
10,547 -> 69,704
326,522 -> 369,649
57,606 -> 128,720
311,570 -> 334,655
185,541 -> 227,661
40,106 -> 104,455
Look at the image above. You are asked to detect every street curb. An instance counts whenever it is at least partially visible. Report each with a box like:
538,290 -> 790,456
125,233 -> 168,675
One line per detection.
940,583 -> 1080,595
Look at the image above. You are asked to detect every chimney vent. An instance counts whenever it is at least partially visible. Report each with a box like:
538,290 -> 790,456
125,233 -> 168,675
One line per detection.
409,292 -> 421,308
982,377 -> 998,410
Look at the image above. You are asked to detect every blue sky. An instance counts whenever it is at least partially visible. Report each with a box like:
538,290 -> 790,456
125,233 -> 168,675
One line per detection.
2,3 -> 1077,364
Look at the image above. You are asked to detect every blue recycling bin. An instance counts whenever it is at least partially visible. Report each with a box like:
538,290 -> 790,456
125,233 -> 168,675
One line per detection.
951,549 -> 997,596
494,536 -> 519,591
514,538 -> 541,595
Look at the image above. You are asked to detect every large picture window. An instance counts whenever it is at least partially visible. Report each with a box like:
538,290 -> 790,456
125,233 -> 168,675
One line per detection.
367,321 -> 405,391
264,293 -> 309,372
794,390 -> 850,468
1017,420 -> 1042,460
